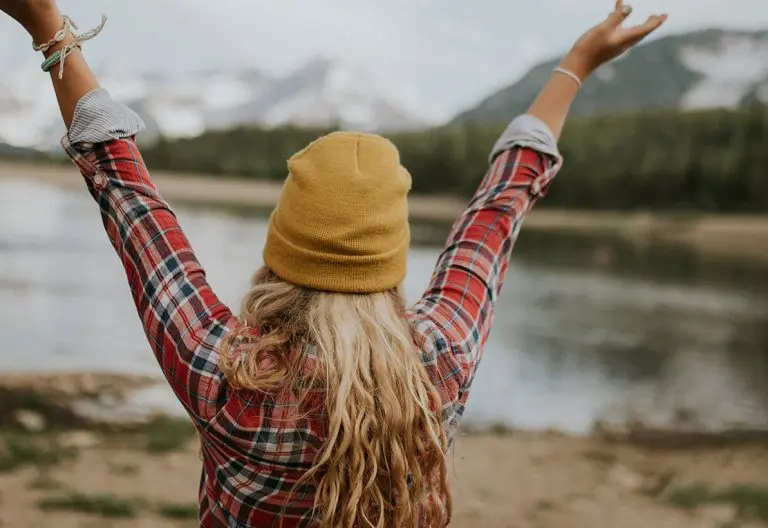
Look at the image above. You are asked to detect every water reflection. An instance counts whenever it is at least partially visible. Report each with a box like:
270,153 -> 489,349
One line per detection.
1,180 -> 767,434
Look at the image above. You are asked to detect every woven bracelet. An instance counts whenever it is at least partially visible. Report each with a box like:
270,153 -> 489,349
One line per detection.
36,15 -> 107,79
41,44 -> 81,73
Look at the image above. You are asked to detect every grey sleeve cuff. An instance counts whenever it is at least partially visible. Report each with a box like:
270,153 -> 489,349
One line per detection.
68,87 -> 145,144
489,114 -> 561,163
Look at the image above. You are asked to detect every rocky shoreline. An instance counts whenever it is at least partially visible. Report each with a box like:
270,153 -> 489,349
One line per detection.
2,371 -> 768,447
0,372 -> 161,431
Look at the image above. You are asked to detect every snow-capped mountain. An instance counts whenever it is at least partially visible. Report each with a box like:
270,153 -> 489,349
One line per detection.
0,58 -> 425,150
455,29 -> 768,123
679,31 -> 768,108
226,58 -> 422,132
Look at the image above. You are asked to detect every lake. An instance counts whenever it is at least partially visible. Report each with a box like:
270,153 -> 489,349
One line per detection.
1,178 -> 767,435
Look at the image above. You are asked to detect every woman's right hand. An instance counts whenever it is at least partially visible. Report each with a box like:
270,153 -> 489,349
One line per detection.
561,0 -> 668,81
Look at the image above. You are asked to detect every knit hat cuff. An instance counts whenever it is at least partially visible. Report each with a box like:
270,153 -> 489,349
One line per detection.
263,214 -> 409,294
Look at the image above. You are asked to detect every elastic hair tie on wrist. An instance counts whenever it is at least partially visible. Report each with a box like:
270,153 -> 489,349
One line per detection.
553,66 -> 583,89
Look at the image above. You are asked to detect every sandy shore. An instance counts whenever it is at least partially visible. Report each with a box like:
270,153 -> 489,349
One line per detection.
0,372 -> 766,527
2,161 -> 768,263
1,430 -> 767,527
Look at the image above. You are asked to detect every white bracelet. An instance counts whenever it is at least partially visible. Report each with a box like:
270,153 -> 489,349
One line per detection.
34,15 -> 108,80
32,15 -> 75,53
553,67 -> 583,89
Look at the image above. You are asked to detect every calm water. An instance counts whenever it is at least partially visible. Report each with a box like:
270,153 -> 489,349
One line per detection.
2,178 -> 767,434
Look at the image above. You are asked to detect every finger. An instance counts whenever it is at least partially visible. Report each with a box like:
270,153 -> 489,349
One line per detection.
621,14 -> 668,44
605,2 -> 633,28
620,14 -> 666,44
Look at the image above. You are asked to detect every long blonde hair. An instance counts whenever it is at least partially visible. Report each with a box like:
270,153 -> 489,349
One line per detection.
219,267 -> 451,527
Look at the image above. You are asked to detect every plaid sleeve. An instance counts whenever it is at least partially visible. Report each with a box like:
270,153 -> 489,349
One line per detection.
61,135 -> 236,423
409,124 -> 563,404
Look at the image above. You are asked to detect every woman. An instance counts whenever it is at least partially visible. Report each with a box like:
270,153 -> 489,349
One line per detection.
1,1 -> 666,526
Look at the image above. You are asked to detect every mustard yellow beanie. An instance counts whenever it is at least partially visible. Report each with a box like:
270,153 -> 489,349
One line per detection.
263,131 -> 411,293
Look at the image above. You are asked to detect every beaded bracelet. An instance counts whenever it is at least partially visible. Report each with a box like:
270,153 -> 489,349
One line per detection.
40,44 -> 81,74
40,50 -> 63,72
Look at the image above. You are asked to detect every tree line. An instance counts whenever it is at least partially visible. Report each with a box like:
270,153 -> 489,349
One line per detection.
7,104 -> 766,212
140,104 -> 767,212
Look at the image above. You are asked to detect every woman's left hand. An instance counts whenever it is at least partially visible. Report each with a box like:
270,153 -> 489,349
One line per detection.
562,0 -> 668,80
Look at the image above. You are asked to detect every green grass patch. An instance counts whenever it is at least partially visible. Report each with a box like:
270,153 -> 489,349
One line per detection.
156,502 -> 199,519
108,462 -> 140,475
535,499 -> 557,511
716,485 -> 768,523
38,492 -> 141,518
665,483 -> 712,509
663,483 -> 768,523
0,387 -> 87,431
143,416 -> 197,453
0,434 -> 78,472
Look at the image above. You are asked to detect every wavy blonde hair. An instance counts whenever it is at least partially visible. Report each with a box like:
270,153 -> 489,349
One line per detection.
219,267 -> 450,527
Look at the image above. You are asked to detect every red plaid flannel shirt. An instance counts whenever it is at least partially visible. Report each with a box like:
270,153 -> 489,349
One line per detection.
62,131 -> 561,527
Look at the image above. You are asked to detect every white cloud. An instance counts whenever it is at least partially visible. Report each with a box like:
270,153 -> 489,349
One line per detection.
1,0 -> 766,119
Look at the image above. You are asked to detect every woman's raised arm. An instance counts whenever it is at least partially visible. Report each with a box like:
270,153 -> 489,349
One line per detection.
3,0 -> 96,125
1,0 -> 238,424
409,2 -> 667,428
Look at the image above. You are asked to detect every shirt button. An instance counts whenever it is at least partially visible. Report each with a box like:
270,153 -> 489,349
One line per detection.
531,179 -> 542,197
93,172 -> 106,187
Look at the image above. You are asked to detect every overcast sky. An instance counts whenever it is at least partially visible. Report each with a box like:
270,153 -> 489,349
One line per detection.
1,0 -> 766,120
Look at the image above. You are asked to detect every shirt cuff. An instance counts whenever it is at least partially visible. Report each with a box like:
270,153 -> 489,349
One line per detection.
66,87 -> 145,145
489,114 -> 561,163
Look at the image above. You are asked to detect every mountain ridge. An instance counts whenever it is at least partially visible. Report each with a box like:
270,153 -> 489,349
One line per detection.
0,58 -> 424,150
453,28 -> 768,124
2,28 -> 765,150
